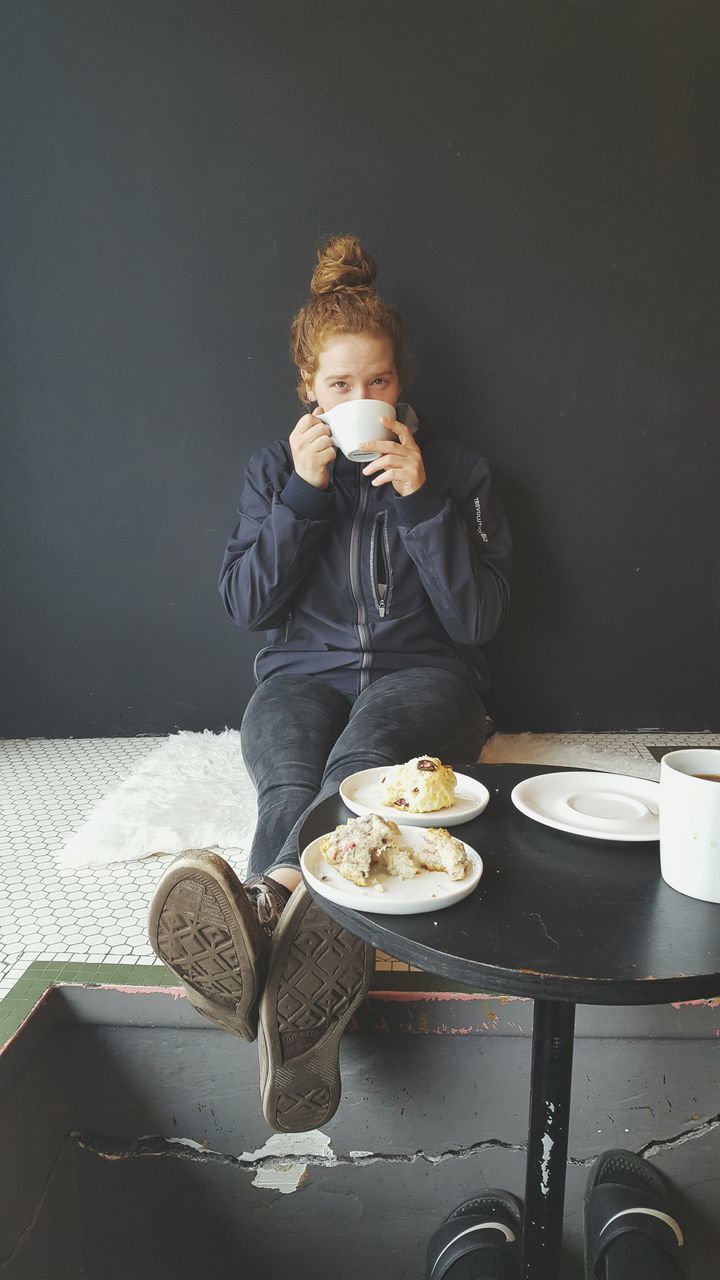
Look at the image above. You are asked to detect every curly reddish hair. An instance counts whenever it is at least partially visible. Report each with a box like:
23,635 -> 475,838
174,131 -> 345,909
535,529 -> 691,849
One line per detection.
290,235 -> 411,404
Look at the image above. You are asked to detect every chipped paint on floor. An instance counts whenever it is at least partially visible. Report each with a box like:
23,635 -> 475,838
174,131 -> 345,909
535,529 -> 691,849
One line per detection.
239,1130 -> 335,1194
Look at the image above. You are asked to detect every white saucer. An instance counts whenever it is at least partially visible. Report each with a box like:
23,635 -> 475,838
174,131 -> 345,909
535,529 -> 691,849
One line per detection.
511,771 -> 660,842
339,767 -> 490,828
301,825 -> 483,915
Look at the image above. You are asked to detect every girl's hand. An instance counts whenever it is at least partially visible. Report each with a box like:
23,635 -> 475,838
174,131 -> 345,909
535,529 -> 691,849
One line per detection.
360,418 -> 427,497
289,410 -> 337,490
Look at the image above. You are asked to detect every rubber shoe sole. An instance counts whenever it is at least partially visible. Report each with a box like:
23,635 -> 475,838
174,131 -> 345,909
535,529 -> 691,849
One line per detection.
147,850 -> 266,1041
258,884 -> 374,1132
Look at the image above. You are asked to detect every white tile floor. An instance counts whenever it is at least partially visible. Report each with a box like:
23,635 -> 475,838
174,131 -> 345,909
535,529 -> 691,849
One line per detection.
1,732 -> 719,1026
0,737 -> 169,1002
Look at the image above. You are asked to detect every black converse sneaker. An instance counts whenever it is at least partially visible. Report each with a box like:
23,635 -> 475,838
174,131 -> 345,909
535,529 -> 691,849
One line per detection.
147,851 -> 290,1041
258,883 -> 375,1133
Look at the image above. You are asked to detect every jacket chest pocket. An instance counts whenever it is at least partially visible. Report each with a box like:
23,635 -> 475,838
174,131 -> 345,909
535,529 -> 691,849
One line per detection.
369,511 -> 394,618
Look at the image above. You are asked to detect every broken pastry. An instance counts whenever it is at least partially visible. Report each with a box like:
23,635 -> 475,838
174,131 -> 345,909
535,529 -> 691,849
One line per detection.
415,827 -> 470,881
378,845 -> 421,880
318,813 -> 401,886
380,756 -> 457,813
317,813 -> 470,888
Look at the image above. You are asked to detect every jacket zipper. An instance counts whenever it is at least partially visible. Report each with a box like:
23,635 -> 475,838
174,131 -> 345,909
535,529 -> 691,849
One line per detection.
253,645 -> 268,683
369,511 -> 393,618
348,476 -> 372,691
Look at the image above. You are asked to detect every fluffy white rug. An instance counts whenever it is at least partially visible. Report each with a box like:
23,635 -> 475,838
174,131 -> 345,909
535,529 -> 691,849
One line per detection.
58,730 -> 258,869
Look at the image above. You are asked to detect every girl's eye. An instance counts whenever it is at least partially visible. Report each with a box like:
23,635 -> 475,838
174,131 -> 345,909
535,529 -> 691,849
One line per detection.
333,381 -> 349,390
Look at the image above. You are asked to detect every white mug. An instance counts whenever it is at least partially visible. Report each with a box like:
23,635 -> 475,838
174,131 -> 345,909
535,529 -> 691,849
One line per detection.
659,749 -> 720,903
315,399 -> 396,462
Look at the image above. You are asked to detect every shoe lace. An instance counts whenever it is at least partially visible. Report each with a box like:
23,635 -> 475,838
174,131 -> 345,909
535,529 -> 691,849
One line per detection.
246,879 -> 286,936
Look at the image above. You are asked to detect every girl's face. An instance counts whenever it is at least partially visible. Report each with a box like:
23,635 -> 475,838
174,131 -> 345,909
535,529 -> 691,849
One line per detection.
303,333 -> 400,411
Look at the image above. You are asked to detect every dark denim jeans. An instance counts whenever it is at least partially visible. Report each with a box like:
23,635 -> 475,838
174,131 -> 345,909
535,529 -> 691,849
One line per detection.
240,669 -> 488,877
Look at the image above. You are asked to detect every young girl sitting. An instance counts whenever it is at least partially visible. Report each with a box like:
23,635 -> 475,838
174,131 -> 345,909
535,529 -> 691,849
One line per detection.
148,234 -> 512,1134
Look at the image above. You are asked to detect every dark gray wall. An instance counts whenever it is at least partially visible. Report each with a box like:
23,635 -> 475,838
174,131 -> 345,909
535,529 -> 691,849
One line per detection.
2,0 -> 718,736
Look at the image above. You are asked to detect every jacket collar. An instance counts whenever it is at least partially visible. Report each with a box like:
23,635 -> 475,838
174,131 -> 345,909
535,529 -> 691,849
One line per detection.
396,401 -> 420,433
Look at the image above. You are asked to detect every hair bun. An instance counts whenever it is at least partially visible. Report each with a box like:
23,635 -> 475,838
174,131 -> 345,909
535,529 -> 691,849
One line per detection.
310,235 -> 377,296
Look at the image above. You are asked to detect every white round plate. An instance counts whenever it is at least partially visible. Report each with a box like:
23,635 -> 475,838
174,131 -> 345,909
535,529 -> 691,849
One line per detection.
511,771 -> 660,842
301,825 -> 483,915
339,767 -> 490,828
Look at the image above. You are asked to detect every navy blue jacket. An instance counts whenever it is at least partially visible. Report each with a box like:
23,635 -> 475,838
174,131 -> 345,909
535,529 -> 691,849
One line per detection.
219,405 -> 512,699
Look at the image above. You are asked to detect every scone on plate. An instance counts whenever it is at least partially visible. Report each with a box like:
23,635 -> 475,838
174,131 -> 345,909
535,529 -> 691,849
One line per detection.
415,827 -> 470,881
380,756 -> 457,813
318,813 -> 401,886
378,845 -> 420,880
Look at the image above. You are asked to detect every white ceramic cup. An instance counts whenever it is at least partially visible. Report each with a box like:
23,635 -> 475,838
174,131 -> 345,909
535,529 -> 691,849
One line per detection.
315,400 -> 396,462
659,749 -> 720,903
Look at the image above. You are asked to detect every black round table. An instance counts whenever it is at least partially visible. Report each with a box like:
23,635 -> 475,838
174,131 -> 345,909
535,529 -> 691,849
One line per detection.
299,763 -> 720,1280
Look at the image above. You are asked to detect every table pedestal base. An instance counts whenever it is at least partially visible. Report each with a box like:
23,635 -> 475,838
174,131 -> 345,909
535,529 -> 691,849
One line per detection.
522,999 -> 576,1280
